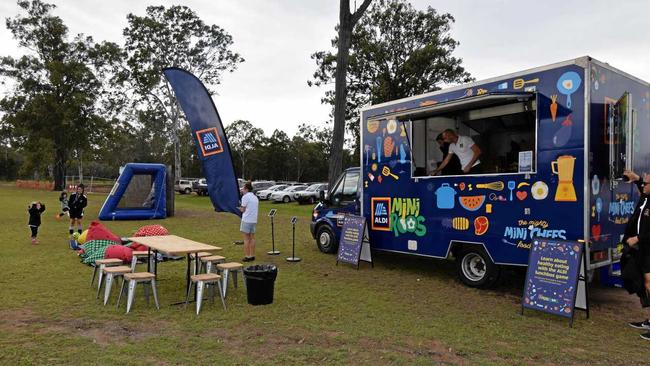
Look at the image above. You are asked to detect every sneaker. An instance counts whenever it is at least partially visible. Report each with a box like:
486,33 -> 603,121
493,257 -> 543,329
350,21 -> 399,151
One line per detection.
242,256 -> 254,262
31,238 -> 36,245
641,332 -> 650,341
628,319 -> 650,330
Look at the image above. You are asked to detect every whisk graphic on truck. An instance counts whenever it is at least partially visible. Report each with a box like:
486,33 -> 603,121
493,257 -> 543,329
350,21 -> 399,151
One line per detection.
310,56 -> 650,288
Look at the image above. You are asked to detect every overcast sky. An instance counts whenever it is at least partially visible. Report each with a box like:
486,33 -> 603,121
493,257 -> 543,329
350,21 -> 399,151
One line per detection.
1,0 -> 649,136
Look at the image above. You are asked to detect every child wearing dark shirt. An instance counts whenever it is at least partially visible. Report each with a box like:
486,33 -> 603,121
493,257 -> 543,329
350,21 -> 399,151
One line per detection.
28,201 -> 46,244
68,184 -> 87,236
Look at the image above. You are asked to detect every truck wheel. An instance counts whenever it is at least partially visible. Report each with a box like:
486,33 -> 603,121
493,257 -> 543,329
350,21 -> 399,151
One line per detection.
316,225 -> 338,254
184,188 -> 191,194
283,196 -> 290,203
456,247 -> 500,288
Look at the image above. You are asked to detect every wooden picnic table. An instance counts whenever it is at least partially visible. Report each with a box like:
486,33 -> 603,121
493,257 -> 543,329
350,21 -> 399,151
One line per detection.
126,235 -> 222,304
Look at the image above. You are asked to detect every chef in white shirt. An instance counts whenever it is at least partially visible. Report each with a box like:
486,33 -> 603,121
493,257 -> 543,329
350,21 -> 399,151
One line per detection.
432,129 -> 482,175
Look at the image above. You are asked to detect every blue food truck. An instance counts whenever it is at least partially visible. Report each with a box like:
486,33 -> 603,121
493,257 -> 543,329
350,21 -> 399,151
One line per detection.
311,56 -> 650,287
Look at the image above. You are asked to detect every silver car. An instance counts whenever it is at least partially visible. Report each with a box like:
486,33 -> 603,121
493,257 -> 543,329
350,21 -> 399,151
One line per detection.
294,183 -> 328,204
270,185 -> 307,203
256,184 -> 288,200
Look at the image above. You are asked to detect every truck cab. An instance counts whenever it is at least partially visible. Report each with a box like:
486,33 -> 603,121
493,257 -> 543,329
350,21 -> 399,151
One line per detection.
310,167 -> 361,253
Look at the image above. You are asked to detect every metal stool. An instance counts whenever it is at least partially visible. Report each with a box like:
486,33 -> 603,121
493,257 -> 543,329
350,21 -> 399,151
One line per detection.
190,252 -> 215,275
130,251 -> 151,272
201,255 -> 226,274
186,273 -> 226,314
91,258 -> 122,288
117,272 -> 159,313
216,262 -> 244,298
100,265 -> 132,305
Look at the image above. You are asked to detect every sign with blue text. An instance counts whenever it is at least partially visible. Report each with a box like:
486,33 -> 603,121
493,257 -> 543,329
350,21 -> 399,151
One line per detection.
522,238 -> 586,324
337,215 -> 367,267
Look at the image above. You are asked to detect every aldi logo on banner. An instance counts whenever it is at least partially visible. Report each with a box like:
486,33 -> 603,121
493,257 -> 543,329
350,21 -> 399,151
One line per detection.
196,127 -> 224,157
371,197 -> 391,231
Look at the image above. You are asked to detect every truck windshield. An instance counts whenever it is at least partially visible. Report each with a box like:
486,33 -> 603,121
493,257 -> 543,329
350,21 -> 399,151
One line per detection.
330,170 -> 360,203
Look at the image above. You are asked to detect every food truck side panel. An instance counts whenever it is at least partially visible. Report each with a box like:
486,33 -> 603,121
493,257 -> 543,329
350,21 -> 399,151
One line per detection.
362,63 -> 586,266
587,61 -> 650,265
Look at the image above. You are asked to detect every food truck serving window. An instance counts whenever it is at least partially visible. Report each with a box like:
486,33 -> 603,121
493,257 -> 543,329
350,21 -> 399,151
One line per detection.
393,93 -> 537,177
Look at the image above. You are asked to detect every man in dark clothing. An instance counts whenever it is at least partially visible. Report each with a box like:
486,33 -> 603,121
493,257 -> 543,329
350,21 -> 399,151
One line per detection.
68,184 -> 88,236
622,170 -> 650,340
434,133 -> 462,176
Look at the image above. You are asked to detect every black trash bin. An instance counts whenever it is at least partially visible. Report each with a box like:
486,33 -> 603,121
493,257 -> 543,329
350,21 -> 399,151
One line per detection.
243,264 -> 278,305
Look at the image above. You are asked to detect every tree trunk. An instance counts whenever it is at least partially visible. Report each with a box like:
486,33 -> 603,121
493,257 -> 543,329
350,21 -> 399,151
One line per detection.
53,147 -> 66,191
329,0 -> 372,188
171,106 -> 182,181
77,149 -> 83,183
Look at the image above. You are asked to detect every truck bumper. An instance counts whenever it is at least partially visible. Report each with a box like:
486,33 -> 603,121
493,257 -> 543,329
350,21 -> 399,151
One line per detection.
310,221 -> 317,239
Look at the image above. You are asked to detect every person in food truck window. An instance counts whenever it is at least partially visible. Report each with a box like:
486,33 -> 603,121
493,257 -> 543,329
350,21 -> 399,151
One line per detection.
622,170 -> 650,341
435,133 -> 462,176
432,129 -> 482,175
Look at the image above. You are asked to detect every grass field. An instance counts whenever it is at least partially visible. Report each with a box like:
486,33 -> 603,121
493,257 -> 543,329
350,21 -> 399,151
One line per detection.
0,183 -> 647,365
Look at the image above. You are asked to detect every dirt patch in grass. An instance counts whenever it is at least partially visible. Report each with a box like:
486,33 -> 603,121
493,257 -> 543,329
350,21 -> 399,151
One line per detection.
366,336 -> 468,365
205,322 -> 469,365
0,308 -> 167,346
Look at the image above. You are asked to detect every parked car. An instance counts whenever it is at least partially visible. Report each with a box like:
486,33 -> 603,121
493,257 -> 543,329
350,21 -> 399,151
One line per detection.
256,184 -> 288,200
192,178 -> 208,196
252,181 -> 275,193
174,179 -> 194,194
294,183 -> 328,204
270,185 -> 308,203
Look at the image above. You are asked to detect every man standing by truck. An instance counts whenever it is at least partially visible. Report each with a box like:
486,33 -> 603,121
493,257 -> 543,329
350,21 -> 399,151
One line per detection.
623,170 -> 650,340
239,181 -> 259,262
432,129 -> 482,175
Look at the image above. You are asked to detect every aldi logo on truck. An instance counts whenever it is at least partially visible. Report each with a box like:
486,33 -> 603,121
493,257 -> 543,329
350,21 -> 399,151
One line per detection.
371,197 -> 391,231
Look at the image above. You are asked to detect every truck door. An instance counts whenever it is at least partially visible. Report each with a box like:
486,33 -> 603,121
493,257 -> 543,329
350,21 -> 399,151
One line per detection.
609,92 -> 631,181
329,169 -> 361,215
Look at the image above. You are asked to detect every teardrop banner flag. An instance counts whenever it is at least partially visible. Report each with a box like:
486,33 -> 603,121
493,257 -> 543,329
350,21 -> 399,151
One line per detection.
163,67 -> 241,217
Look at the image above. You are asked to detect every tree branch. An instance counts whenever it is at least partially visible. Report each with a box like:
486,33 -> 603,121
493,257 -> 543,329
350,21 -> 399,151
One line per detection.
351,0 -> 373,24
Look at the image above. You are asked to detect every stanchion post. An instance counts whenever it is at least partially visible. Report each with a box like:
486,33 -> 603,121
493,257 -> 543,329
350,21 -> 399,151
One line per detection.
286,216 -> 301,262
267,209 -> 280,255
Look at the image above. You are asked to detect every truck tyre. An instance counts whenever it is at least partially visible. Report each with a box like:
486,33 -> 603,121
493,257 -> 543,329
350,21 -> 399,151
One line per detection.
184,188 -> 191,194
456,247 -> 500,288
316,225 -> 338,254
283,196 -> 290,203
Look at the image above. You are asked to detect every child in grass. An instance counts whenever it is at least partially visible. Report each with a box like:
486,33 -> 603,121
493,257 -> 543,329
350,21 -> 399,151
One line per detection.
68,184 -> 87,236
54,191 -> 69,220
28,201 -> 45,244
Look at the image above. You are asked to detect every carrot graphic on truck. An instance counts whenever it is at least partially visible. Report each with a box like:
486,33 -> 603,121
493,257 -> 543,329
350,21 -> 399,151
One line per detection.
550,94 -> 558,121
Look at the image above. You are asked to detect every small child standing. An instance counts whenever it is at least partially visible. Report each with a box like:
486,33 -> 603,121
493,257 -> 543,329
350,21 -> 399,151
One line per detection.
28,201 -> 46,244
55,191 -> 69,220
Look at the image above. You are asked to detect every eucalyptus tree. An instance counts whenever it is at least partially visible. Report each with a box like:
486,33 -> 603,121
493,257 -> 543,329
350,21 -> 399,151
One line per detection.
310,0 -> 472,178
121,5 -> 244,180
0,0 -> 123,189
